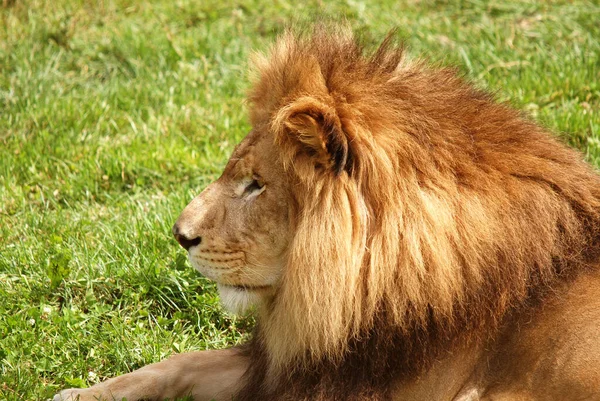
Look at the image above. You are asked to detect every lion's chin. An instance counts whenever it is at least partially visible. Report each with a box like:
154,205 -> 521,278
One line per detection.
217,284 -> 268,315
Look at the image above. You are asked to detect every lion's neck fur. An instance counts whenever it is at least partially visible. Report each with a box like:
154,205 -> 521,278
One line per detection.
240,26 -> 600,399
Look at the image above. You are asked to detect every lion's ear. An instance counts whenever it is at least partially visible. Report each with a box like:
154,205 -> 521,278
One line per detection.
275,97 -> 351,176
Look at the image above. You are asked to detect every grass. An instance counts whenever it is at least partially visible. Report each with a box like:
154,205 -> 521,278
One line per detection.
0,0 -> 598,399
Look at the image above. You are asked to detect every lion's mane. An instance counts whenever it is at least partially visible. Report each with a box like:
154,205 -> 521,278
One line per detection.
238,26 -> 600,400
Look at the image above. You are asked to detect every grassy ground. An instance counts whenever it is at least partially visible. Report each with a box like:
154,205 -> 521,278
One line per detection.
0,0 -> 598,399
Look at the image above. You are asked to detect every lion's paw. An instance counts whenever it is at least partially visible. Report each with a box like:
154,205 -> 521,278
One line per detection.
52,388 -> 96,401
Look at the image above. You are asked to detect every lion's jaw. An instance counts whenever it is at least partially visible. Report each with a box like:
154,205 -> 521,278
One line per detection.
216,284 -> 273,314
174,130 -> 291,314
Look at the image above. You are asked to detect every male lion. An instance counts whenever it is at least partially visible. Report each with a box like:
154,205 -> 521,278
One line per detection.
55,27 -> 600,401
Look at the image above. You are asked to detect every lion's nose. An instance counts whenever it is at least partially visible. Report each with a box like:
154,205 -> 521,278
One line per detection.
172,223 -> 201,251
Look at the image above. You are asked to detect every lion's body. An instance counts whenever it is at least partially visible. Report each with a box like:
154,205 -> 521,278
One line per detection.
478,269 -> 600,401
56,27 -> 600,401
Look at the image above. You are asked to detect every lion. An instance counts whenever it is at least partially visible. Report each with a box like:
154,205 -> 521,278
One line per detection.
55,26 -> 600,401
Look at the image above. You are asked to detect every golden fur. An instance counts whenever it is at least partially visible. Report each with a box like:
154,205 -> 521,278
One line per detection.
247,26 -> 600,372
55,26 -> 600,401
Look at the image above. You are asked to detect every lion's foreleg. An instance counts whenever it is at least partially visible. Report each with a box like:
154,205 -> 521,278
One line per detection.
53,348 -> 248,401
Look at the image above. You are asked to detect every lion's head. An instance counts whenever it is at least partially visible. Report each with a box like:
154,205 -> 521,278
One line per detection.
172,128 -> 291,314
174,26 -> 600,382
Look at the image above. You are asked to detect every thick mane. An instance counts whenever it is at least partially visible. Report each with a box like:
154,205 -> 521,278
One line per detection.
241,26 -> 600,398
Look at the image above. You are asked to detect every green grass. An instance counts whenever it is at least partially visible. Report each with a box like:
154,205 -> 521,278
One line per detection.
0,0 -> 598,399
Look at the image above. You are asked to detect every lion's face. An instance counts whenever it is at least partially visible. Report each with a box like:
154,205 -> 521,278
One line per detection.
173,129 -> 291,314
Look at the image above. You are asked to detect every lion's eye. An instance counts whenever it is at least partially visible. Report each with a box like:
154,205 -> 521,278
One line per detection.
243,179 -> 265,196
246,179 -> 263,192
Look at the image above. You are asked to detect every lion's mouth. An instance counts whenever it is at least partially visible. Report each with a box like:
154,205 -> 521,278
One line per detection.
220,284 -> 271,291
